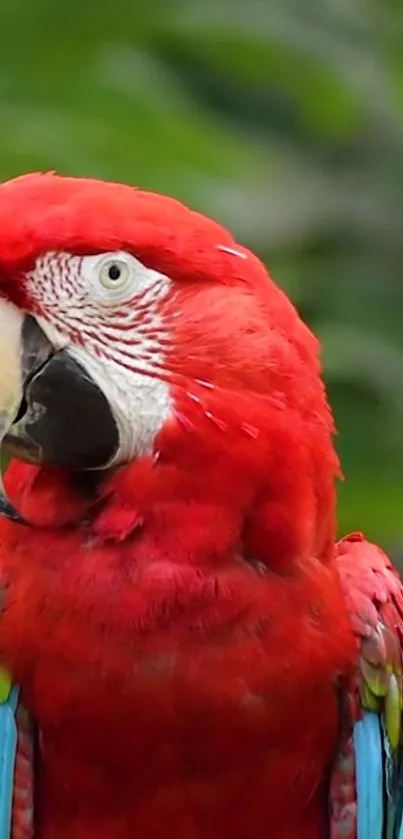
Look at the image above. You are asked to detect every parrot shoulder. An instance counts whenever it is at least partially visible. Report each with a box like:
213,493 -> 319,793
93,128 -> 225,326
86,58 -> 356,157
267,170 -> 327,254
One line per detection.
330,532 -> 403,839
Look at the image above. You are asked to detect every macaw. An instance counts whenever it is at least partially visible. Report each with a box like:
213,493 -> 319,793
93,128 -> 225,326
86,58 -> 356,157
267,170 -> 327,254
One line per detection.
0,172 -> 399,839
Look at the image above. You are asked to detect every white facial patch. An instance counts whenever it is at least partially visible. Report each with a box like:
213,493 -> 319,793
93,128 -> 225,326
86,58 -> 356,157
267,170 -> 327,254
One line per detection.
26,251 -> 172,465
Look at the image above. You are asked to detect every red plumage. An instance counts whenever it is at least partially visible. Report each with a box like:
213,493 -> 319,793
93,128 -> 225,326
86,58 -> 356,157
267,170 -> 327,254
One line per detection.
0,173 -> 398,839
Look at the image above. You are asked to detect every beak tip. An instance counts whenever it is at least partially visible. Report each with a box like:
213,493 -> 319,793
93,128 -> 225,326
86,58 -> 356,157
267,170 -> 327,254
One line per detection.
0,493 -> 28,525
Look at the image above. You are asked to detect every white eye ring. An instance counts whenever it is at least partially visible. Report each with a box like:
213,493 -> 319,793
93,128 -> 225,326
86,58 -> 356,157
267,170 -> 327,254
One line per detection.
99,257 -> 130,291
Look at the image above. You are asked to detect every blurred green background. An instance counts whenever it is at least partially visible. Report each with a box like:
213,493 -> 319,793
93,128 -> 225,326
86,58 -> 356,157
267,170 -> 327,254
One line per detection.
1,0 -> 403,556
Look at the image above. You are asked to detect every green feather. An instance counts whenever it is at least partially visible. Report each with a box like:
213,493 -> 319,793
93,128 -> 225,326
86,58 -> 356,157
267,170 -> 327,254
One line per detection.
0,666 -> 11,704
385,674 -> 401,750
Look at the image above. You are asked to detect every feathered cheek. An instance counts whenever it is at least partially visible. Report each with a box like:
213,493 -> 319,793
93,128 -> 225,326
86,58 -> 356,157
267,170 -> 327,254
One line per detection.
0,299 -> 119,523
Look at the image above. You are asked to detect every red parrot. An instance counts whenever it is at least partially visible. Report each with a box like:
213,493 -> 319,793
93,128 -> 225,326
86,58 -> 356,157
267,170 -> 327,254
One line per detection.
0,172 -> 399,839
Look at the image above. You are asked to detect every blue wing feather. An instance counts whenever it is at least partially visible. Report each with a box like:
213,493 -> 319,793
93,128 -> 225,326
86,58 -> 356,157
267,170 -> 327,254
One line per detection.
354,712 -> 384,839
0,685 -> 19,838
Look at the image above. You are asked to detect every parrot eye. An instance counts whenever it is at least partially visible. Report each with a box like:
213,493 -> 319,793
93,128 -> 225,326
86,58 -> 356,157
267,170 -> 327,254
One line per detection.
77,249 -> 169,307
99,257 -> 130,292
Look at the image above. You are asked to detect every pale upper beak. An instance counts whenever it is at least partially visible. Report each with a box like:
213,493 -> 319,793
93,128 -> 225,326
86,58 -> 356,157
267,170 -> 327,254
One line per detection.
0,299 -> 37,521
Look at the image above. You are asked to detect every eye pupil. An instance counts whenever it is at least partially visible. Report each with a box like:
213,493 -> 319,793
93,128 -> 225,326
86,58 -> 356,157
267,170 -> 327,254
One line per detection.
108,263 -> 121,281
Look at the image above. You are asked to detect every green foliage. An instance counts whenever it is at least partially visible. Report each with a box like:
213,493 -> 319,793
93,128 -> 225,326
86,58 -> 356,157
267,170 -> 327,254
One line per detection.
0,0 -> 402,551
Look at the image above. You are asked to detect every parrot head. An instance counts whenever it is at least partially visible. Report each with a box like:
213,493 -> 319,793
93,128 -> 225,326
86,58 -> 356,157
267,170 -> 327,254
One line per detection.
0,172 -> 338,569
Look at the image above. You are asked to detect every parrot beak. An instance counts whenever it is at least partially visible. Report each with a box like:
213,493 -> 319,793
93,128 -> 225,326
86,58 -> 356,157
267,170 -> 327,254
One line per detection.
0,300 -> 54,523
0,300 -> 33,523
0,297 -> 119,523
